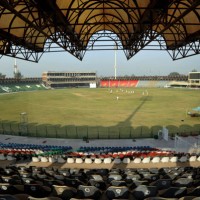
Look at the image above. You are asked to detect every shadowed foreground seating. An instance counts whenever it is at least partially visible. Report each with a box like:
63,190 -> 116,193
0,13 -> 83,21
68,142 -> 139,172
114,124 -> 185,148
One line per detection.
89,179 -> 107,190
111,180 -> 127,187
24,184 -> 51,198
0,183 -> 24,194
52,185 -> 76,199
133,185 -> 158,199
173,178 -> 193,187
179,197 -> 200,200
150,179 -> 172,190
144,197 -> 178,200
105,186 -> 130,199
76,185 -> 101,199
64,178 -> 84,188
159,187 -> 187,198
0,194 -> 18,200
28,198 -> 62,200
108,174 -> 122,183
187,186 -> 200,197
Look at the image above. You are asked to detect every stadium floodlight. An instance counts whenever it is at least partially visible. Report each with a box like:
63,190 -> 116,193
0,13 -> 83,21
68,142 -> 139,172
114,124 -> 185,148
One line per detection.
114,44 -> 117,80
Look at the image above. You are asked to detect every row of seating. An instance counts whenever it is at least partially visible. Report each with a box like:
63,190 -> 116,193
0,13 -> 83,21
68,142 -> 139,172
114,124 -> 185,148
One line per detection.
69,150 -> 175,158
0,143 -> 176,162
0,142 -> 72,151
31,154 -> 200,164
0,166 -> 199,199
0,84 -> 47,93
0,141 -> 199,164
78,146 -> 156,152
0,187 -> 200,200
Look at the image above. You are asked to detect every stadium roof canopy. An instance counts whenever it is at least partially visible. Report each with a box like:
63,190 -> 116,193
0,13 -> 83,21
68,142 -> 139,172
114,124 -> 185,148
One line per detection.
0,0 -> 200,62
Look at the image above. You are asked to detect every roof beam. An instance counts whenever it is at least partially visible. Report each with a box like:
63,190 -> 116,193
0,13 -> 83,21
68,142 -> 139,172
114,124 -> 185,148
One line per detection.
0,29 -> 43,53
0,0 -> 84,60
33,0 -> 84,49
167,30 -> 200,50
127,0 -> 172,46
126,0 -> 200,59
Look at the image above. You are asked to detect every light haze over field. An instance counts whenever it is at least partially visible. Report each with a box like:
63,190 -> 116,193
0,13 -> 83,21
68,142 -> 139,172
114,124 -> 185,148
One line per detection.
0,41 -> 200,78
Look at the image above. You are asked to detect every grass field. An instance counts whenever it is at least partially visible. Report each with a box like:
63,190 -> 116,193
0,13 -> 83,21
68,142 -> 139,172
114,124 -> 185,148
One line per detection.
0,88 -> 200,138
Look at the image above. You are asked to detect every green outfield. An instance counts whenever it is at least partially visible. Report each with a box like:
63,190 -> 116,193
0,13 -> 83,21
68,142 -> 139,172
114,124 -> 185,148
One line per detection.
0,88 -> 200,138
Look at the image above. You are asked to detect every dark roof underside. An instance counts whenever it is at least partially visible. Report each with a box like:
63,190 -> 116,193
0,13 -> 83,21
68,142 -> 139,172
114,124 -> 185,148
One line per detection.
0,0 -> 200,62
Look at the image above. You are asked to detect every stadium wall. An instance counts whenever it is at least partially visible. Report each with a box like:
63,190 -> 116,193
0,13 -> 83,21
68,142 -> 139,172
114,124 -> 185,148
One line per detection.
100,80 -> 138,87
100,80 -> 171,88
0,121 -> 199,140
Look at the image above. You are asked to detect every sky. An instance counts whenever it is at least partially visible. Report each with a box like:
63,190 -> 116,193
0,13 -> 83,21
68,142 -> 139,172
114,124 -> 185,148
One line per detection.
0,40 -> 200,78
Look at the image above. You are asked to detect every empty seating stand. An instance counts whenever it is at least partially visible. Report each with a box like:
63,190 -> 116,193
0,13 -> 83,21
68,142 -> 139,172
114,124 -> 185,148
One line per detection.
0,141 -> 200,199
0,166 -> 199,199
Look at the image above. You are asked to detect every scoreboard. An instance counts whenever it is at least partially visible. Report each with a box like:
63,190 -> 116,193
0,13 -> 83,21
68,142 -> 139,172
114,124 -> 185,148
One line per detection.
189,72 -> 200,80
188,72 -> 200,88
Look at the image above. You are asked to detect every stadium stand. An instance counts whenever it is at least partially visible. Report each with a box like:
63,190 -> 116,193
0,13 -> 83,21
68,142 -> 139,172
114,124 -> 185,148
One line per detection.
100,80 -> 138,88
100,75 -> 189,89
146,81 -> 158,88
0,76 -> 198,200
155,81 -> 170,88
136,81 -> 150,88
0,133 -> 199,199
0,83 -> 47,93
0,0 -> 199,198
136,80 -> 171,88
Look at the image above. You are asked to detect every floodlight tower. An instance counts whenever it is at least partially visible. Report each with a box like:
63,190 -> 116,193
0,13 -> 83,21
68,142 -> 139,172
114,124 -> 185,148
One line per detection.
114,44 -> 117,79
14,57 -> 18,78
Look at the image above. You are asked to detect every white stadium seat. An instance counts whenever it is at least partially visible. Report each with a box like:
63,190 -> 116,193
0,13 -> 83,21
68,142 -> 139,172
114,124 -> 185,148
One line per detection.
67,158 -> 74,164
113,158 -> 121,164
94,158 -> 102,164
58,157 -> 66,163
189,156 -> 197,162
75,158 -> 83,164
85,158 -> 93,164
197,156 -> 200,162
32,157 -> 40,162
142,157 -> 150,164
6,155 -> 16,161
161,157 -> 170,163
104,157 -> 112,164
133,158 -> 141,164
152,157 -> 160,163
41,156 -> 48,162
0,154 -> 6,161
170,156 -> 178,163
123,157 -> 130,164
49,157 -> 56,163
179,156 -> 188,162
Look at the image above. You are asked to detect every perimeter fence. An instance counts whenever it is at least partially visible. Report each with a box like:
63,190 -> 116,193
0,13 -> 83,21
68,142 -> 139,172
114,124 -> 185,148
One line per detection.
0,121 -> 199,139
